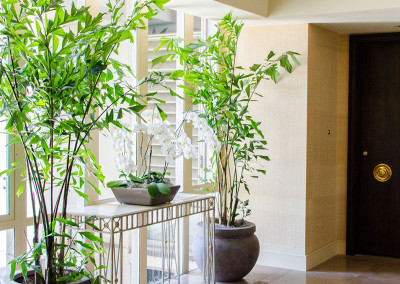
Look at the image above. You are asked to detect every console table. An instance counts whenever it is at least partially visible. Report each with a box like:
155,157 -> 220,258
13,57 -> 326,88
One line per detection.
67,193 -> 215,284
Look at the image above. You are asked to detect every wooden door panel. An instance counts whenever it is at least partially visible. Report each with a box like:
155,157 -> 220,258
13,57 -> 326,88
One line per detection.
348,33 -> 400,257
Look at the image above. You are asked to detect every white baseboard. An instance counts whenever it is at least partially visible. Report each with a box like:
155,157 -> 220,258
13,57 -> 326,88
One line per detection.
257,251 -> 307,271
257,240 -> 346,271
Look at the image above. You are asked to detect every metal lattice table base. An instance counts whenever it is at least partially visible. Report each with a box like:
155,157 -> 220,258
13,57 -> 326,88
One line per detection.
67,194 -> 215,284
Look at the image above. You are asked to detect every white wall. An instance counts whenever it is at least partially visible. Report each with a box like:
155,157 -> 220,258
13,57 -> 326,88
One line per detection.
236,23 -> 349,270
236,24 -> 309,269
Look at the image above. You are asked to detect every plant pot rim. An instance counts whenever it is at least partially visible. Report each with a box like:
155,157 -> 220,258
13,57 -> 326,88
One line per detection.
10,269 -> 90,284
112,184 -> 180,190
197,220 -> 256,238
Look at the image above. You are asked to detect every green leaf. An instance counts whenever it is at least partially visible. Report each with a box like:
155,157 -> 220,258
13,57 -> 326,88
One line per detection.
157,183 -> 171,195
85,221 -> 100,231
0,168 -> 15,177
79,231 -> 103,243
74,189 -> 90,204
170,69 -> 184,78
169,89 -> 184,99
9,261 -> 16,280
156,105 -> 167,121
258,155 -> 270,161
128,174 -> 145,183
89,176 -> 103,193
265,66 -> 280,83
147,182 -> 159,199
225,110 -> 234,120
55,218 -> 79,227
21,261 -> 27,279
267,51 -> 275,60
120,30 -> 134,42
5,112 -> 16,130
41,139 -> 50,155
86,215 -> 97,222
128,105 -> 146,113
250,119 -> 264,139
92,276 -> 101,284
53,35 -> 59,53
249,64 -> 261,71
31,265 -> 43,277
16,181 -> 25,197
287,51 -> 301,66
151,54 -> 171,67
186,43 -> 203,50
88,61 -> 107,75
106,180 -> 128,188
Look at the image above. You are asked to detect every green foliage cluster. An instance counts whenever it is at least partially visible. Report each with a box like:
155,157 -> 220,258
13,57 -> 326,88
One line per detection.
0,0 -> 168,282
153,12 -> 300,226
106,171 -> 172,198
11,216 -> 105,283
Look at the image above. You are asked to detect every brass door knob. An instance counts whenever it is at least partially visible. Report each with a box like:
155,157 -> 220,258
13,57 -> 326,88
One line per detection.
373,163 -> 392,182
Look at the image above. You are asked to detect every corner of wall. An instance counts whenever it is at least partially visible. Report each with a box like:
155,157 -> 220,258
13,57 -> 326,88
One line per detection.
305,24 -> 349,267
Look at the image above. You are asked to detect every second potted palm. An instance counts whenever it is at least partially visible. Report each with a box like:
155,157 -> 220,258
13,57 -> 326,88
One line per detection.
154,12 -> 299,281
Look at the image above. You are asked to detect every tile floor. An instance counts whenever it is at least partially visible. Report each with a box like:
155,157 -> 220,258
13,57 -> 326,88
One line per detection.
179,255 -> 400,283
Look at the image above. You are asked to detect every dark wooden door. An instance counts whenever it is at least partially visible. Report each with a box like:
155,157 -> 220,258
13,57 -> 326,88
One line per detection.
348,33 -> 400,257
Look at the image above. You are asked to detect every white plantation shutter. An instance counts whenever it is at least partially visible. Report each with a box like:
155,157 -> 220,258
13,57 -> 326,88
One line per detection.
148,34 -> 179,185
147,32 -> 202,186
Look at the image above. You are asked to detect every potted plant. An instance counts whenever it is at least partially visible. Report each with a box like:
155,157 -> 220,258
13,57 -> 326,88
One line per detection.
106,108 -> 219,205
0,0 -> 168,282
154,12 -> 300,281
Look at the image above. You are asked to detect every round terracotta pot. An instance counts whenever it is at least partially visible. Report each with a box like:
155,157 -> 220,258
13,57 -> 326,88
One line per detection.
193,221 -> 260,282
7,270 -> 91,284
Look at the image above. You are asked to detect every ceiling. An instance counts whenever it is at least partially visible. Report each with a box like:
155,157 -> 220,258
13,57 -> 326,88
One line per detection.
165,0 -> 262,21
165,0 -> 400,34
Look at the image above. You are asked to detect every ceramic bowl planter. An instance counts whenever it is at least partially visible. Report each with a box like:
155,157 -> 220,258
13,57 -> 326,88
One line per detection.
112,185 -> 180,206
193,221 -> 260,282
7,270 -> 91,284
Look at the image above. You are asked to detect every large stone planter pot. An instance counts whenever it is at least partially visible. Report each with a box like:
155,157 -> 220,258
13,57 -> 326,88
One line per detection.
5,270 -> 90,283
193,221 -> 260,282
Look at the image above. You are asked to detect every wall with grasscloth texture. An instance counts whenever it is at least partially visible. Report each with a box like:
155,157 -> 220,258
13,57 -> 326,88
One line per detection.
236,24 -> 349,270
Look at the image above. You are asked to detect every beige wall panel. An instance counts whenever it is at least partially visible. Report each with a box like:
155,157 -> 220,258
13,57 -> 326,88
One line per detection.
337,35 -> 349,241
236,24 -> 309,256
306,25 -> 348,255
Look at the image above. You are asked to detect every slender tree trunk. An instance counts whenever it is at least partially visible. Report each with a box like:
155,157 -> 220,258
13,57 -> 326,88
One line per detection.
46,235 -> 56,284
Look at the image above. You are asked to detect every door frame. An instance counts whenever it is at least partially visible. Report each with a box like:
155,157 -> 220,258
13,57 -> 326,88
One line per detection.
347,32 -> 400,255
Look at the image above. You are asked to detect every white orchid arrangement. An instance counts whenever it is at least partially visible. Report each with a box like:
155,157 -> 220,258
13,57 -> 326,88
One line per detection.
106,108 -> 220,198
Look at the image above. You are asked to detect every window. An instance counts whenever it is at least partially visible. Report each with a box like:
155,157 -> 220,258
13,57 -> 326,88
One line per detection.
147,8 -> 180,186
97,0 -> 138,201
0,229 -> 14,279
0,121 -> 9,216
0,2 -> 215,281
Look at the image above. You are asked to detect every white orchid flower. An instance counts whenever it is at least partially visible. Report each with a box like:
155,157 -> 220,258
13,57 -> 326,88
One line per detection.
113,139 -> 125,152
166,154 -> 178,163
183,145 -> 198,159
123,160 -> 137,176
133,124 -> 147,133
142,108 -> 162,124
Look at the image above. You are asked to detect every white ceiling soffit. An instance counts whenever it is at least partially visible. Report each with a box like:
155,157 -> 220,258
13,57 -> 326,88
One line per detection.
165,0 -> 267,20
165,0 -> 400,34
243,7 -> 400,34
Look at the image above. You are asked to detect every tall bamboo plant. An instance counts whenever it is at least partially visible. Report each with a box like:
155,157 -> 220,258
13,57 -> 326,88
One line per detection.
153,12 -> 300,226
0,0 -> 168,282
